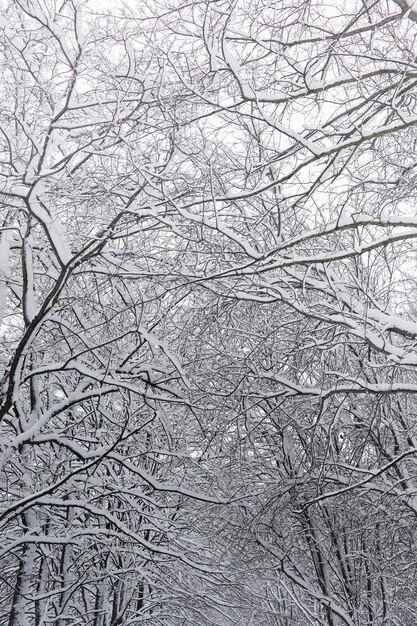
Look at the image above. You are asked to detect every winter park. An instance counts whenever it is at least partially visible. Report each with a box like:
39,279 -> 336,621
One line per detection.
2,0 -> 417,624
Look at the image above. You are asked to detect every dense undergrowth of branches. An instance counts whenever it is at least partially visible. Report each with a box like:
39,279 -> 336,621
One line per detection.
2,0 -> 417,624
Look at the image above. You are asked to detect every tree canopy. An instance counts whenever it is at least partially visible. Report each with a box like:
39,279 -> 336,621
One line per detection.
2,0 -> 417,624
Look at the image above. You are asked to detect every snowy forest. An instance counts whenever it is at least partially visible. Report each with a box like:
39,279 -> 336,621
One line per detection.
3,0 -> 417,624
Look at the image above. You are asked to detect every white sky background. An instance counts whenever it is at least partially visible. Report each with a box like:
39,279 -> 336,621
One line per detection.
1,0 -> 417,324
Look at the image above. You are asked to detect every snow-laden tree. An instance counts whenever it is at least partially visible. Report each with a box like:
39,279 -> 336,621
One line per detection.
3,0 -> 417,624
0,2 -> 233,624
159,0 -> 417,623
